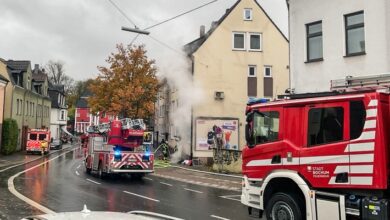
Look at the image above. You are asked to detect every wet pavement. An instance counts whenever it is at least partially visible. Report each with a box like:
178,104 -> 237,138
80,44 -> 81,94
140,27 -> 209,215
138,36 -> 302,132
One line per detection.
0,145 -> 259,220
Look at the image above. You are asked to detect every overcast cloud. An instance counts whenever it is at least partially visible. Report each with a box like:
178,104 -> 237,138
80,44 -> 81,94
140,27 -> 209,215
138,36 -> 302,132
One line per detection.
0,0 -> 287,81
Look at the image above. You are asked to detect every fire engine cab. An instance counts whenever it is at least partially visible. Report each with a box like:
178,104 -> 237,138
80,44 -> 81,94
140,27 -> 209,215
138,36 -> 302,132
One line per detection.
241,75 -> 390,220
84,118 -> 154,178
26,129 -> 51,154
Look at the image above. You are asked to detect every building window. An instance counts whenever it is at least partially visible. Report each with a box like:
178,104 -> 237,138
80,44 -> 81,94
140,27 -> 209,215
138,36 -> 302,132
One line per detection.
345,11 -> 365,56
248,65 -> 257,77
243,8 -> 252,21
264,66 -> 272,77
307,107 -> 344,147
249,33 -> 262,51
60,110 -> 65,120
233,32 -> 245,50
248,65 -> 257,97
306,21 -> 323,61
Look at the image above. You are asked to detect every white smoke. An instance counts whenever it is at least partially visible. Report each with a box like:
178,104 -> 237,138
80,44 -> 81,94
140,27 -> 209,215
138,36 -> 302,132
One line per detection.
156,50 -> 203,163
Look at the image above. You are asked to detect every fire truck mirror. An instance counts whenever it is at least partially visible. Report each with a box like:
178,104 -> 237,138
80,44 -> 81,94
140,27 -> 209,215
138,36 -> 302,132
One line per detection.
246,112 -> 255,148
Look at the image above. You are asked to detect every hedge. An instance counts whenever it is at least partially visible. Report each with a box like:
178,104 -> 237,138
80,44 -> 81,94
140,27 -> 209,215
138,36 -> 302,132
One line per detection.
1,118 -> 18,155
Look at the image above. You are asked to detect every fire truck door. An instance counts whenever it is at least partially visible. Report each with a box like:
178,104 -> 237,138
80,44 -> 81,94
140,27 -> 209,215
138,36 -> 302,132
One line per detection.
244,107 -> 283,178
299,102 -> 350,188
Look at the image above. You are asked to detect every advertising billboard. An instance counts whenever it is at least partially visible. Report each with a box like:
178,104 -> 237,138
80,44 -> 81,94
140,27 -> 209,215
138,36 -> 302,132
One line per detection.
195,117 -> 239,151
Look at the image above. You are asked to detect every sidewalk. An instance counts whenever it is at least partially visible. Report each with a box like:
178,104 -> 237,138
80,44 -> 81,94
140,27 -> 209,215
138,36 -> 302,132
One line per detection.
0,144 -> 74,170
153,164 -> 242,192
0,151 -> 36,169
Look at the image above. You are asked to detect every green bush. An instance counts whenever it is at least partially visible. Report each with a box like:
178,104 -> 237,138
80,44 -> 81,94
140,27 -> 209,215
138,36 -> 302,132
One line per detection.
1,118 -> 18,155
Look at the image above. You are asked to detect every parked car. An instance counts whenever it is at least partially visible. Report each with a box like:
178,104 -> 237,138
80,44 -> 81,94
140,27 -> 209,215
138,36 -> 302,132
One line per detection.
50,139 -> 62,150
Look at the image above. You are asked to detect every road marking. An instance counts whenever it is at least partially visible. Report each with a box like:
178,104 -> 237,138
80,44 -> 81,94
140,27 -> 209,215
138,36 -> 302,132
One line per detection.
86,178 -> 101,185
7,149 -> 74,214
152,173 -> 241,192
159,182 -> 173,186
210,215 -> 230,220
123,190 -> 160,202
184,188 -> 203,194
75,170 -> 80,176
76,164 -> 81,169
144,177 -> 153,181
220,195 -> 241,202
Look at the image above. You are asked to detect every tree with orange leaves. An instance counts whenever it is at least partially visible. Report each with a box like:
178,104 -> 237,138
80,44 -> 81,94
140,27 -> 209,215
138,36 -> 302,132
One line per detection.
88,44 -> 158,119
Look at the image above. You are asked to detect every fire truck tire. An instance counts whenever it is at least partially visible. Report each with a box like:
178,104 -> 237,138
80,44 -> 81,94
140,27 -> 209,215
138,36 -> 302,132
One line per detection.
265,192 -> 304,220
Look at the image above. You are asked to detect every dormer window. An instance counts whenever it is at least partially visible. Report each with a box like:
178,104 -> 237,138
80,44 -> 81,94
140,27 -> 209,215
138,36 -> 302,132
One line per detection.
244,8 -> 252,21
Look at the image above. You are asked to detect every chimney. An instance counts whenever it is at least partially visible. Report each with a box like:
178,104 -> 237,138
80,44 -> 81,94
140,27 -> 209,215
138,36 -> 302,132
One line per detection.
34,64 -> 39,74
200,25 -> 205,37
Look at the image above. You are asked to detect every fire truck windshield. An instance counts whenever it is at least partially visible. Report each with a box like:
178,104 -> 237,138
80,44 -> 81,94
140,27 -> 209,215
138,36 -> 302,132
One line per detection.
39,134 -> 47,141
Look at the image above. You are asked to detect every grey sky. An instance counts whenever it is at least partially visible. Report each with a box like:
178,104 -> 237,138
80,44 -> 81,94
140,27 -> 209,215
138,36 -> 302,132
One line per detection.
0,0 -> 287,81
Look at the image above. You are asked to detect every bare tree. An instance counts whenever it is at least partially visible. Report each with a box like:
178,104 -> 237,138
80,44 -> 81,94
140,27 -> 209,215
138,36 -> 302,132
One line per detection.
46,60 -> 74,94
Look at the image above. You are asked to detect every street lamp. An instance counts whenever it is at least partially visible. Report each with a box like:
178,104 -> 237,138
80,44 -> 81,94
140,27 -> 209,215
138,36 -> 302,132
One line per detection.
121,26 -> 150,35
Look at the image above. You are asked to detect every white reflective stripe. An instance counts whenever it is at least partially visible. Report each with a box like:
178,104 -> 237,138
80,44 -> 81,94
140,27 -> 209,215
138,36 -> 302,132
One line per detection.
366,109 -> 377,118
350,154 -> 374,163
300,155 -> 349,165
334,165 -> 373,174
282,158 -> 299,165
246,159 -> 273,167
334,166 -> 349,173
247,154 -> 374,167
368,99 -> 378,107
363,120 -> 376,129
328,176 -> 350,184
328,176 -> 373,185
350,176 -> 373,185
358,131 -> 375,140
345,142 -> 375,152
351,165 -> 373,174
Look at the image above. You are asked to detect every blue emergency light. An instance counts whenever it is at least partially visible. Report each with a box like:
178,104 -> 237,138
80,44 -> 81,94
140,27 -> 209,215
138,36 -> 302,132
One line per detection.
247,97 -> 269,105
113,147 -> 122,162
142,147 -> 151,161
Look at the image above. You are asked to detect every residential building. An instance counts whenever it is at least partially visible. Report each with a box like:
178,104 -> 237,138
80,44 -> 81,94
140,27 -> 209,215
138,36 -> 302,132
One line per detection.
74,91 -> 115,134
154,79 -> 170,143
0,60 -> 9,147
288,0 -> 390,93
48,83 -> 68,140
74,91 -> 91,134
184,0 -> 289,164
0,60 -> 51,150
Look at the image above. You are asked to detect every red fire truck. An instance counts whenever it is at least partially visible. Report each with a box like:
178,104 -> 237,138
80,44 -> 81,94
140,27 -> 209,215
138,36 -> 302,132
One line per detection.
84,118 -> 154,178
241,75 -> 390,220
26,129 -> 51,154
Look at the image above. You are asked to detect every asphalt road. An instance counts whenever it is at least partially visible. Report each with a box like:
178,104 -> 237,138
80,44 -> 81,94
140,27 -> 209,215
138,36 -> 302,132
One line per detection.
0,146 -> 261,220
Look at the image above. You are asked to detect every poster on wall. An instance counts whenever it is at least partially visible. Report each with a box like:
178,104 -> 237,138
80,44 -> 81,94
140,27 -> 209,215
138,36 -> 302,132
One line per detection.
195,118 -> 239,151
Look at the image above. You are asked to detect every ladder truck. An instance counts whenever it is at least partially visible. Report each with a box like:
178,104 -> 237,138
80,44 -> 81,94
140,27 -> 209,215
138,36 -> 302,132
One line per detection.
84,118 -> 154,179
241,74 -> 390,220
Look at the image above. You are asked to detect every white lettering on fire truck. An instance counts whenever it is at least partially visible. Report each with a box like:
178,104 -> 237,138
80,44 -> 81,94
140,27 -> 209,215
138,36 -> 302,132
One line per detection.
311,166 -> 330,178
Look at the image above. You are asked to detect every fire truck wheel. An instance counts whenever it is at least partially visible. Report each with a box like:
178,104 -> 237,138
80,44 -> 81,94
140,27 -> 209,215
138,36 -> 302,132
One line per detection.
265,192 -> 303,220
